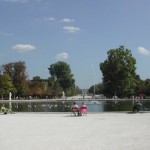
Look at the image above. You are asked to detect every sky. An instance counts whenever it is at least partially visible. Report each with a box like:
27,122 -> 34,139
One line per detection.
1,0 -> 150,89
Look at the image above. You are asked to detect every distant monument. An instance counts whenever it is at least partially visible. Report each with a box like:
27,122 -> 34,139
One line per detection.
9,92 -> 12,110
62,91 -> 65,100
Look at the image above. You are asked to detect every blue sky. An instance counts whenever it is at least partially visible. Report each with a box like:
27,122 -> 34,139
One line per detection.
1,0 -> 150,89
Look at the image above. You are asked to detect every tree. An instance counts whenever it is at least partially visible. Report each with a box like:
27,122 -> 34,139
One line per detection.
47,77 -> 55,98
136,79 -> 150,98
53,80 -> 63,97
2,61 -> 29,98
100,46 -> 138,97
75,86 -> 82,95
48,61 -> 75,96
144,79 -> 150,96
28,76 -> 48,98
0,74 -> 15,100
88,83 -> 104,95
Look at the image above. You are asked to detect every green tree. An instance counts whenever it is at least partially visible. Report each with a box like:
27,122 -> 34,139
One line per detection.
75,86 -> 82,95
47,77 -> 55,98
100,46 -> 138,97
0,74 -> 15,100
48,61 -> 75,96
144,79 -> 150,96
136,79 -> 150,98
2,61 -> 29,98
88,83 -> 104,95
53,80 -> 63,98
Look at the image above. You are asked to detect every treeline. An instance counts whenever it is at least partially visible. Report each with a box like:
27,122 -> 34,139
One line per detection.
1,45 -> 150,100
89,46 -> 150,98
0,61 -> 81,100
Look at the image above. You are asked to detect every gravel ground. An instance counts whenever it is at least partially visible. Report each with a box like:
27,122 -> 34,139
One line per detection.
0,112 -> 150,150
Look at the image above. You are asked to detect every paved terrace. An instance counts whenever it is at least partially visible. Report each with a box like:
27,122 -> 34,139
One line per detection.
0,112 -> 150,150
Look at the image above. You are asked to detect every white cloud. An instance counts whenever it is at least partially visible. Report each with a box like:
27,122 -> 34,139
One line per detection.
63,26 -> 80,33
137,47 -> 150,56
45,17 -> 55,21
61,18 -> 75,23
56,52 -> 69,61
48,17 -> 55,21
12,44 -> 36,53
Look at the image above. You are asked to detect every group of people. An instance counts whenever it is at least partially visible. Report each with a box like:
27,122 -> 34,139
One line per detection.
71,102 -> 87,116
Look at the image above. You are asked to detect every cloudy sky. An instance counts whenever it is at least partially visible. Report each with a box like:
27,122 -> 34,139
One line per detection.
0,0 -> 150,89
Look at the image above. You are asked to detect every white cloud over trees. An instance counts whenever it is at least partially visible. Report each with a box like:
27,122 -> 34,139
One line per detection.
137,47 -> 150,56
56,52 -> 69,61
12,44 -> 36,53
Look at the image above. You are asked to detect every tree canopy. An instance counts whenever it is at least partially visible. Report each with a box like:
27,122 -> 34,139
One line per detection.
2,61 -> 28,97
28,76 -> 46,97
48,61 -> 76,96
100,46 -> 139,97
0,74 -> 15,99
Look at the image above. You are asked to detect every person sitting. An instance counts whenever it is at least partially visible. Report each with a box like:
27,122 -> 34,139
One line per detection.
71,102 -> 80,116
80,102 -> 87,115
133,101 -> 142,112
1,104 -> 13,114
1,104 -> 8,114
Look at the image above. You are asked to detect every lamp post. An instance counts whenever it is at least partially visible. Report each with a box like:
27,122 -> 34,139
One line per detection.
91,64 -> 95,99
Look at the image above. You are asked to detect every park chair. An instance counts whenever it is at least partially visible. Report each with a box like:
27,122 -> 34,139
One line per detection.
71,107 -> 81,116
80,106 -> 87,116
